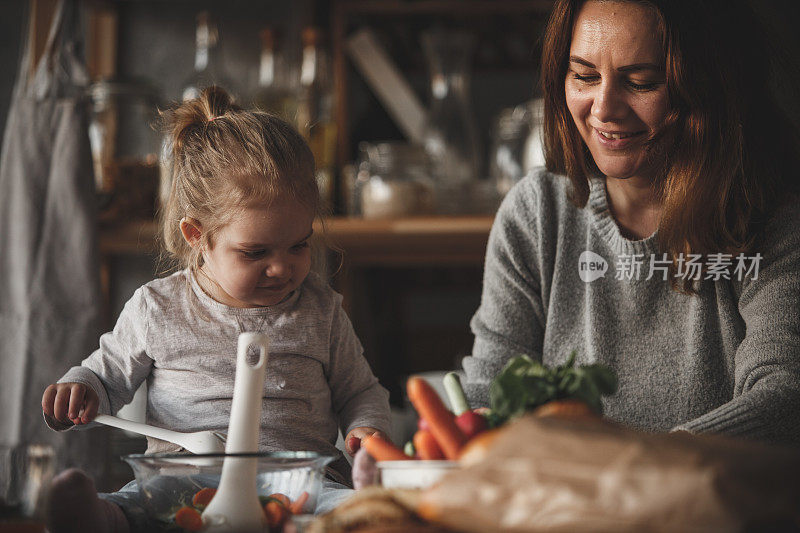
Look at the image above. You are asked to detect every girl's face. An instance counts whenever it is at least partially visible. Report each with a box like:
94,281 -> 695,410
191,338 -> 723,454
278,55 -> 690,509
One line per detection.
565,0 -> 668,183
200,198 -> 314,308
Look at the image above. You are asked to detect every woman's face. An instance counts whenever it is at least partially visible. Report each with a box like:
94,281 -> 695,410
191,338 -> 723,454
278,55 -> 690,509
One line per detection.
565,0 -> 668,182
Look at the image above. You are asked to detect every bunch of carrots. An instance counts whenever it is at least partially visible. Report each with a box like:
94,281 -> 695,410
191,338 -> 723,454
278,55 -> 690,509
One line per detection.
362,354 -> 617,463
173,487 -> 309,532
363,373 -> 489,461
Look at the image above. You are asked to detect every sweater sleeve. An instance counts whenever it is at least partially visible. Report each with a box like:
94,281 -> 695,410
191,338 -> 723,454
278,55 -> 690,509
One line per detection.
674,205 -> 800,446
326,295 -> 391,437
462,178 -> 547,408
54,286 -> 153,420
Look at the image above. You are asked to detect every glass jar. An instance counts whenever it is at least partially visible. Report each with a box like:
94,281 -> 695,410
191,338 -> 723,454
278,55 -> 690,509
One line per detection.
353,142 -> 435,219
0,444 -> 54,531
88,79 -> 162,221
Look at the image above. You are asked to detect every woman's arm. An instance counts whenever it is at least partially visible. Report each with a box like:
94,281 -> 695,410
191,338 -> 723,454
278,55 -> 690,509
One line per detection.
462,180 -> 548,408
675,205 -> 800,446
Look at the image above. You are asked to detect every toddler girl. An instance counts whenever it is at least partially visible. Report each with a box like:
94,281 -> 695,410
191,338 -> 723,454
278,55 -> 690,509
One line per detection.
41,86 -> 391,532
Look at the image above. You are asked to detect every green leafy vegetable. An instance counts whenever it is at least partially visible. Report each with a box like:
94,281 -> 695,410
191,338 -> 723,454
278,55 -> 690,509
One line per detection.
489,351 -> 617,423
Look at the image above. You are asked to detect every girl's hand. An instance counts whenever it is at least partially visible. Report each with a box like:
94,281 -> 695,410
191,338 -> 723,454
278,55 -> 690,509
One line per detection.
344,427 -> 388,456
41,383 -> 99,426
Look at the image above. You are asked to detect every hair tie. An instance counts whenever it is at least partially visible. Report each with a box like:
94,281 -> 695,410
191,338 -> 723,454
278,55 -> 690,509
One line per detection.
208,115 -> 221,122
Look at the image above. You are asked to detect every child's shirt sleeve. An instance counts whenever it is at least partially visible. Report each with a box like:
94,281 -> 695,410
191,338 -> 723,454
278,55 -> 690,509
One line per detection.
326,296 -> 391,437
52,286 -> 153,422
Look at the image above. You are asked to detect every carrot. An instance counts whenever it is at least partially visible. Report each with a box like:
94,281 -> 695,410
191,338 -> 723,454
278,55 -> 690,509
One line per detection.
175,506 -> 203,531
533,399 -> 596,418
406,376 -> 467,460
288,491 -> 310,514
263,500 -> 289,529
267,492 -> 291,508
413,429 -> 445,460
191,487 -> 216,507
361,433 -> 408,462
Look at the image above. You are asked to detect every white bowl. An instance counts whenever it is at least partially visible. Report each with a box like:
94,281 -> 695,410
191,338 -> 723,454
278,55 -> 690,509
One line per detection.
377,460 -> 458,489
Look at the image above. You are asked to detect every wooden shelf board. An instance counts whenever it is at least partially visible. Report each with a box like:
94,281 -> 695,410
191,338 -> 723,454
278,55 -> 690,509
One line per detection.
336,0 -> 554,16
99,216 -> 494,265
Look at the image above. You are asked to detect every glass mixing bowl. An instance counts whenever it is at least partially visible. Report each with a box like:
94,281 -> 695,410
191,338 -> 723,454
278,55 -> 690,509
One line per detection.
123,451 -> 332,528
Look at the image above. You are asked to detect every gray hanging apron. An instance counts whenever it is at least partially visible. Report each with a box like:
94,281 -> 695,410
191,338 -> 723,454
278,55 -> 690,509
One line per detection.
0,0 -> 109,490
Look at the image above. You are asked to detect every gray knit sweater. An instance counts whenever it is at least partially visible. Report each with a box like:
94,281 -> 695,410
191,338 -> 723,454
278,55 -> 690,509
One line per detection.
49,270 -> 391,482
463,170 -> 800,446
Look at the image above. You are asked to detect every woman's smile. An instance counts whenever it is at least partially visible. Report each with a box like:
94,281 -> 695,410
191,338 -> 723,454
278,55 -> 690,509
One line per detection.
594,127 -> 646,148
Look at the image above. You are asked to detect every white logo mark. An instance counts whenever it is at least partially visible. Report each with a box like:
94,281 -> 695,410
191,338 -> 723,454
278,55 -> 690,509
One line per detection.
579,251 -> 608,282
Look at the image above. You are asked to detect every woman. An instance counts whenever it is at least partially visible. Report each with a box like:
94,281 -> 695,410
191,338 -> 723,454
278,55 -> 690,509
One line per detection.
462,0 -> 800,446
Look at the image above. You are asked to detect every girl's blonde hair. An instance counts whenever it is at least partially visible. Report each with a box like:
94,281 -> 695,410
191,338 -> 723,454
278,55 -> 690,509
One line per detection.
159,86 -> 319,275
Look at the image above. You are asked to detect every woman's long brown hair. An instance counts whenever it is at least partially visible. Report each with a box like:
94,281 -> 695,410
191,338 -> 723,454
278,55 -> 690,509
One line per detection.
541,0 -> 800,293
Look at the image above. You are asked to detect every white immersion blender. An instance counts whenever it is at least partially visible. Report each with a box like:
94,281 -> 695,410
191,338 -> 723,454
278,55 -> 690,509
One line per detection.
202,332 -> 269,532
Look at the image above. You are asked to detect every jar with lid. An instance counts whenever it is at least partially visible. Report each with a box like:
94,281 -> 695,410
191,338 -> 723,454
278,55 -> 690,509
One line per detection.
87,79 -> 162,221
353,142 -> 435,219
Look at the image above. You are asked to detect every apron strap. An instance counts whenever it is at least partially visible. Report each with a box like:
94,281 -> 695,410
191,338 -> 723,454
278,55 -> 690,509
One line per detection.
21,0 -> 88,100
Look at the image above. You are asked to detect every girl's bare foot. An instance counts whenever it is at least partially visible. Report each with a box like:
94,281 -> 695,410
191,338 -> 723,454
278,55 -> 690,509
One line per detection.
46,469 -> 129,533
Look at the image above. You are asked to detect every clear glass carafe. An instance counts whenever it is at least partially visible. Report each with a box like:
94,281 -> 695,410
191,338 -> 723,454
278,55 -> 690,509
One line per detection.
489,99 -> 546,196
420,29 -> 481,213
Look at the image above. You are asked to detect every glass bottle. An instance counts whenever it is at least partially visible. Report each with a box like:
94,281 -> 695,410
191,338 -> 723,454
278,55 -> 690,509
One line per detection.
253,27 -> 297,123
420,29 -> 482,213
181,12 -> 233,101
295,27 -> 337,210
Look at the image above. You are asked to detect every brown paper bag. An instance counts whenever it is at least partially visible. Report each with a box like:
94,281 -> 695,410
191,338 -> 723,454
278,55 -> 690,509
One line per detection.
418,415 -> 800,532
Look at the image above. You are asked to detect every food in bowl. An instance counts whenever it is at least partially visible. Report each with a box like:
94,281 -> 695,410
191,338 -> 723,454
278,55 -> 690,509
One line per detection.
123,451 -> 331,531
376,460 -> 457,489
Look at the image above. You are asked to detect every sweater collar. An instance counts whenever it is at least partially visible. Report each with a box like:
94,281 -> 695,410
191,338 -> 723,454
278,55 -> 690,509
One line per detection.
587,176 -> 659,255
187,268 -> 301,316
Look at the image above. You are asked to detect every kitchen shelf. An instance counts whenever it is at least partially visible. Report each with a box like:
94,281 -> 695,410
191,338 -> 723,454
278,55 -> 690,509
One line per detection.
331,0 -> 555,170
98,215 -> 494,265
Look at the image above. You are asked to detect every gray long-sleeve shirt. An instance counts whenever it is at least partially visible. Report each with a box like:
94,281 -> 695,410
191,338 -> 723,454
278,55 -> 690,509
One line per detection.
52,270 -> 391,482
464,170 -> 800,446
